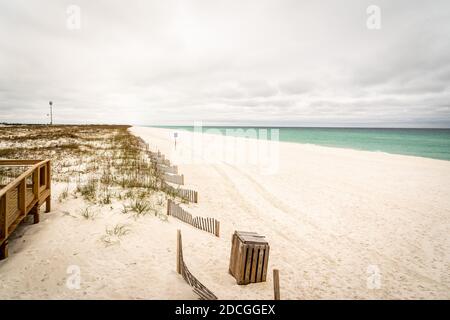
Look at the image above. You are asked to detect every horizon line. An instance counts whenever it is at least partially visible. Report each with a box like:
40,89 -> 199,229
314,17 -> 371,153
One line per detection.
2,122 -> 450,130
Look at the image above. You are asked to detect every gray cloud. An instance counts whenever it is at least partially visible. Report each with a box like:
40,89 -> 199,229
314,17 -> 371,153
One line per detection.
0,0 -> 450,127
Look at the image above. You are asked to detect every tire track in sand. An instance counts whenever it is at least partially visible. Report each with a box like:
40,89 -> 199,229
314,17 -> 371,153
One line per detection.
222,163 -> 450,295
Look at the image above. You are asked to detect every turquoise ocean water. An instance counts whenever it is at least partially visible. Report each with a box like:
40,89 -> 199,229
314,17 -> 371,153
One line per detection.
151,126 -> 450,161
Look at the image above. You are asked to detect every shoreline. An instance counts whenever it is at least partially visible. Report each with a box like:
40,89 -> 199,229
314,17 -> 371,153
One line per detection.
136,126 -> 450,166
141,126 -> 450,163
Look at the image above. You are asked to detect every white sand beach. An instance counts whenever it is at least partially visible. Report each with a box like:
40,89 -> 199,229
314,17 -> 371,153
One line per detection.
131,126 -> 450,299
1,125 -> 449,300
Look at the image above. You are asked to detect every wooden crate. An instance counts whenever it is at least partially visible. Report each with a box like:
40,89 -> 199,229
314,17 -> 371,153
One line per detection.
229,231 -> 269,285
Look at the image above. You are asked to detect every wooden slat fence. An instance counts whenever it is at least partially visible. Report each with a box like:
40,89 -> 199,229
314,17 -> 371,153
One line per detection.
163,173 -> 184,185
156,157 -> 170,166
177,230 -> 218,300
148,150 -> 161,158
156,164 -> 178,175
176,188 -> 198,203
162,182 -> 198,203
168,199 -> 219,237
147,150 -> 196,202
148,150 -> 171,166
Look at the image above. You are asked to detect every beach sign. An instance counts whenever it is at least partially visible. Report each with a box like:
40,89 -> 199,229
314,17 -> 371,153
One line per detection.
174,132 -> 178,149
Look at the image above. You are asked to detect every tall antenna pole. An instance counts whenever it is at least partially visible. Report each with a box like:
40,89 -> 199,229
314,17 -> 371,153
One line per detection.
49,101 -> 53,125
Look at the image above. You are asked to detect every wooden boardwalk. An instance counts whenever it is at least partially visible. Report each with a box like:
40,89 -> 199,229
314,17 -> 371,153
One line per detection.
0,160 -> 51,259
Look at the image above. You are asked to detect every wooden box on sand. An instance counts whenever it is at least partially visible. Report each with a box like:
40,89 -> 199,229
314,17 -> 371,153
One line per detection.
229,231 -> 269,285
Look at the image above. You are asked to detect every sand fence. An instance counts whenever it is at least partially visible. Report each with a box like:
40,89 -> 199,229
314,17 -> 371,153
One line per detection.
151,150 -> 218,236
167,199 -> 220,237
148,150 -> 170,166
163,172 -> 184,185
177,229 -> 218,300
162,181 -> 198,203
156,163 -> 178,175
150,150 -> 198,203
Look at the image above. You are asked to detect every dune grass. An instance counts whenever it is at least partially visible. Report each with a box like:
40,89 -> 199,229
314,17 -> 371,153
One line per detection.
0,125 -> 168,207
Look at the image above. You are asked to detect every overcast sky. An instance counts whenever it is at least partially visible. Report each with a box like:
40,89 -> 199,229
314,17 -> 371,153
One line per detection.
1,0 -> 449,127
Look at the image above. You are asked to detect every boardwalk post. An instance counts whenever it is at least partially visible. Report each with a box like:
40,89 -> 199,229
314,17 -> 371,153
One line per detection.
273,269 -> 280,300
33,166 -> 39,199
32,168 -> 40,223
1,194 -> 7,240
0,195 -> 7,259
176,229 -> 182,274
45,160 -> 51,212
18,180 -> 26,215
0,239 -> 8,260
31,204 -> 40,224
45,196 -> 51,213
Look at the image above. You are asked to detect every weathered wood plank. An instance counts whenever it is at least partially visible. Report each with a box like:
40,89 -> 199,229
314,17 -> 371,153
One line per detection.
256,245 -> 265,282
18,180 -> 26,216
273,269 -> 280,300
177,230 -> 217,300
177,229 -> 182,274
250,246 -> 260,283
0,195 -> 7,240
262,245 -> 270,282
244,246 -> 253,284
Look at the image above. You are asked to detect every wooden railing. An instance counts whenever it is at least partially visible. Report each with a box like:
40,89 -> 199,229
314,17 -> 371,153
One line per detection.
0,159 -> 51,259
